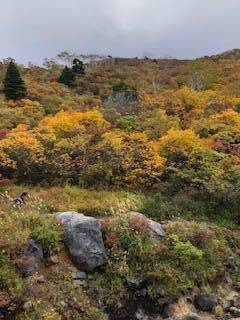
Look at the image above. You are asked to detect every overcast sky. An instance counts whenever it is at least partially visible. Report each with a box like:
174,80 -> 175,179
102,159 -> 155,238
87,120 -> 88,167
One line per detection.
0,0 -> 239,64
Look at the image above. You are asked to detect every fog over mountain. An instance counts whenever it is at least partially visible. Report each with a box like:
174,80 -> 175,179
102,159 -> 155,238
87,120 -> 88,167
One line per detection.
1,0 -> 239,64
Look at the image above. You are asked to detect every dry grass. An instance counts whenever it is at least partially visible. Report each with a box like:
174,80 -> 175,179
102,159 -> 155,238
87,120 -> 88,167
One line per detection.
1,185 -> 142,216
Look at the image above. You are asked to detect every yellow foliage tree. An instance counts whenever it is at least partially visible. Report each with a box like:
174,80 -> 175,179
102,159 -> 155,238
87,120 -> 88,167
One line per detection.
98,131 -> 166,188
0,125 -> 45,182
159,129 -> 207,160
38,109 -> 110,138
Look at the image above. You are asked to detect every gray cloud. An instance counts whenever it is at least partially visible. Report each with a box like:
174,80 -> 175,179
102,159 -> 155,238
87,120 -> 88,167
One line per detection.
0,0 -> 239,64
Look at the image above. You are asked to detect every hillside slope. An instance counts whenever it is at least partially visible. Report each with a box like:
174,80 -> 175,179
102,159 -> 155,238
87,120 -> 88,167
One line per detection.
0,51 -> 240,319
0,186 -> 239,320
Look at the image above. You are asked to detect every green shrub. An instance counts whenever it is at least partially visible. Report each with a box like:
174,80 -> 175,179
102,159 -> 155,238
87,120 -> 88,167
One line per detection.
0,252 -> 23,295
116,115 -> 136,131
27,214 -> 60,252
102,216 -> 239,298
139,194 -> 179,221
0,209 -> 60,253
112,81 -> 131,92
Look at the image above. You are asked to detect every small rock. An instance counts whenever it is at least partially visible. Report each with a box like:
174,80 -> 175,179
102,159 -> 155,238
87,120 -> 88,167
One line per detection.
234,283 -> 240,292
230,306 -> 240,316
135,308 -> 149,320
194,293 -> 217,311
227,256 -> 238,273
71,271 -> 87,280
183,313 -> 199,320
17,239 -> 43,277
126,276 -> 144,289
233,295 -> 240,308
46,250 -> 59,265
48,255 -> 59,265
156,287 -> 165,297
158,296 -> 172,310
129,212 -> 165,239
136,289 -> 148,297
62,283 -> 69,293
74,279 -> 87,287
60,301 -> 68,308
22,301 -> 32,311
223,297 -> 233,310
36,275 -> 45,283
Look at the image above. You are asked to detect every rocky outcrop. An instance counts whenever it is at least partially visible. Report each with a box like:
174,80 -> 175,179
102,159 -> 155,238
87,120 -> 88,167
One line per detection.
129,212 -> 166,239
104,89 -> 139,116
56,211 -> 165,272
56,212 -> 107,272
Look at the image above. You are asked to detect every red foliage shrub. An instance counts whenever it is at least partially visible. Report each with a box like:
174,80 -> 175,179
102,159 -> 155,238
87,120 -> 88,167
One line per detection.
0,178 -> 12,186
0,129 -> 9,140
129,215 -> 150,234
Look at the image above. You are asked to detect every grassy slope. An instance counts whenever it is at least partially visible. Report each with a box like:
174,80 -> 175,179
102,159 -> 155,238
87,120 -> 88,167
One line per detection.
0,185 -> 239,319
2,185 -> 238,227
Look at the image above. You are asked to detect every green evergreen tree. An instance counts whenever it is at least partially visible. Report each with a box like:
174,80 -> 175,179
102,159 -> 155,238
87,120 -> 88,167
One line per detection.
72,58 -> 85,75
4,61 -> 26,100
58,66 -> 75,87
112,81 -> 130,92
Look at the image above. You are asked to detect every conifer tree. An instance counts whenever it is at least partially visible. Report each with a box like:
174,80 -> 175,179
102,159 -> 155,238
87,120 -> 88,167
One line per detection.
72,58 -> 85,75
4,61 -> 26,100
58,66 -> 75,87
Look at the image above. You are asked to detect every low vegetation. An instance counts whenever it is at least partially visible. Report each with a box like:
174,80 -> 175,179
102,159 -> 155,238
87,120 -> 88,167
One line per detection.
0,186 -> 239,319
0,51 -> 240,318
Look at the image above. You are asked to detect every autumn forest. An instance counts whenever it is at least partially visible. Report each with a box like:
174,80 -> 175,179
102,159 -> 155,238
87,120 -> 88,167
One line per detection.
1,51 -> 240,218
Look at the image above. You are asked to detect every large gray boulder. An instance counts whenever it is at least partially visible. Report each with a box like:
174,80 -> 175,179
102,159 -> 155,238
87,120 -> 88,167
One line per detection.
129,212 -> 165,239
56,212 -> 107,272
